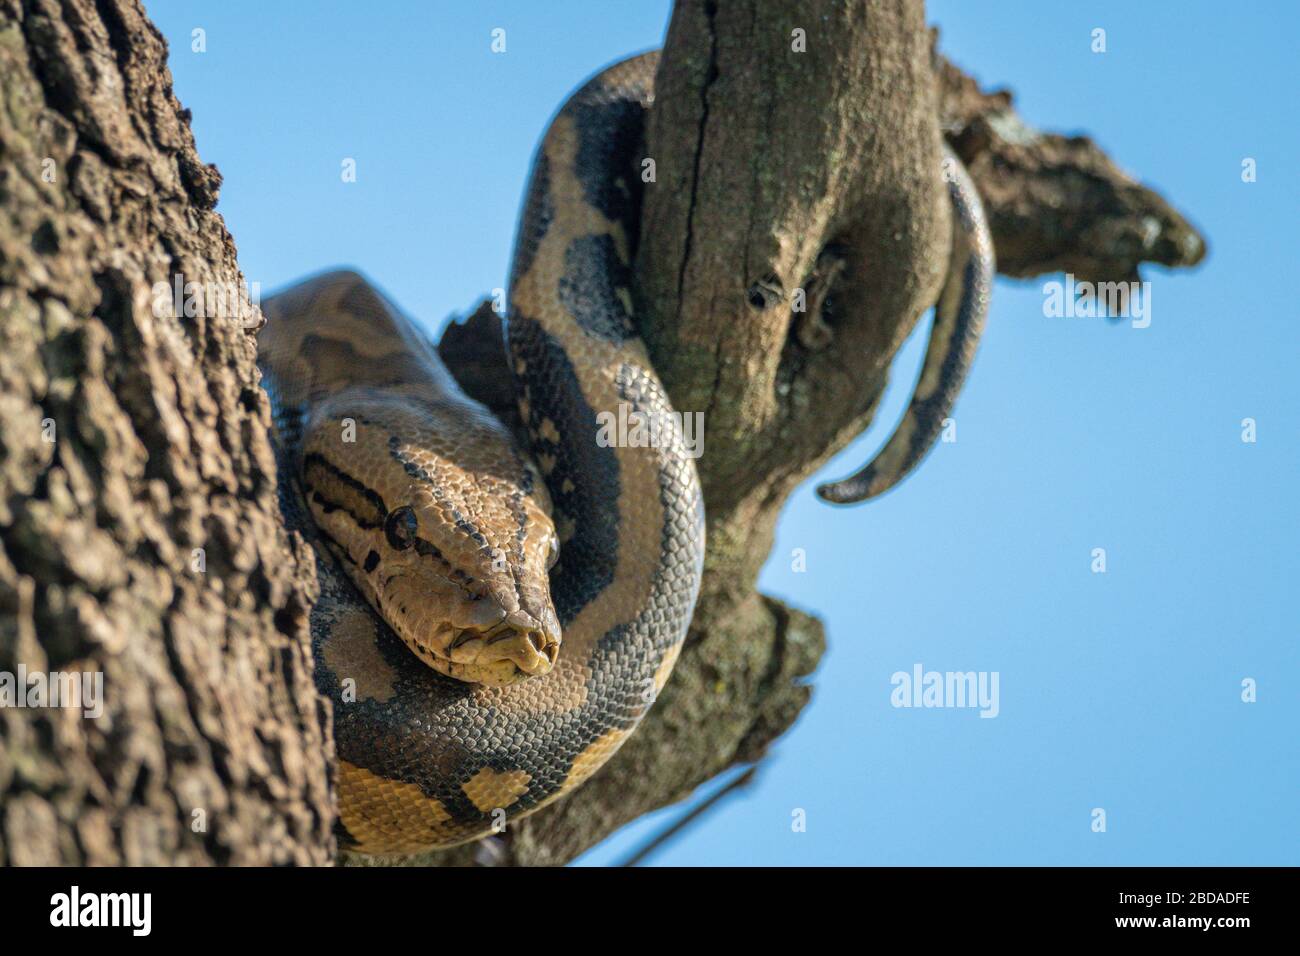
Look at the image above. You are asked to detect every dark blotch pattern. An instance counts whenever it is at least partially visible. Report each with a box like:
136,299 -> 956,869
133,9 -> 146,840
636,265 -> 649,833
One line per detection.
507,311 -> 620,622
568,90 -> 647,236
557,234 -> 636,344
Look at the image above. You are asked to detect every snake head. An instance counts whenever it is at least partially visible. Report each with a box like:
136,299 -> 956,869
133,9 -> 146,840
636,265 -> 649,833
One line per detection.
302,395 -> 562,686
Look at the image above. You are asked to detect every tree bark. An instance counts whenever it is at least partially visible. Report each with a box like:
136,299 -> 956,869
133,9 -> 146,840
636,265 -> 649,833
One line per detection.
0,0 -> 1203,867
0,0 -> 331,865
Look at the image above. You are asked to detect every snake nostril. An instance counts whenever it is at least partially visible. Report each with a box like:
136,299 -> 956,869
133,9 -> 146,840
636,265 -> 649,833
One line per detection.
526,630 -> 544,652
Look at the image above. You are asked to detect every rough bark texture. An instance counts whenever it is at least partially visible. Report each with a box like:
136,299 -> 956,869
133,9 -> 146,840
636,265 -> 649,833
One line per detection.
0,0 -> 1203,867
0,0 -> 332,864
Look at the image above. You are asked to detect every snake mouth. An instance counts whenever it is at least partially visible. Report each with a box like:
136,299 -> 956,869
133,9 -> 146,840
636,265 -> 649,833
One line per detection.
440,612 -> 560,685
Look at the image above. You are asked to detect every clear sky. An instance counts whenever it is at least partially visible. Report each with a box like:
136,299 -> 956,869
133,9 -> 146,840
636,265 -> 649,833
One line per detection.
145,1 -> 1298,866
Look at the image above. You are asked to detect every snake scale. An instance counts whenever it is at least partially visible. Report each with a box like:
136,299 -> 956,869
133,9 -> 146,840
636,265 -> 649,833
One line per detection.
257,52 -> 992,855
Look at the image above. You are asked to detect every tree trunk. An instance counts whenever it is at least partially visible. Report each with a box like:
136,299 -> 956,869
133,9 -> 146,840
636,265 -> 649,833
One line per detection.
0,0 -> 1202,866
0,0 -> 331,865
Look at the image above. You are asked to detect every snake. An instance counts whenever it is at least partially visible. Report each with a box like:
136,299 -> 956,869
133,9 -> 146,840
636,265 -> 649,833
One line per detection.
256,51 -> 993,855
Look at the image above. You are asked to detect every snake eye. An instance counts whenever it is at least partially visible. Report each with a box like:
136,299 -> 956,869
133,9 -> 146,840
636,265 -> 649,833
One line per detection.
384,506 -> 419,551
546,536 -> 560,570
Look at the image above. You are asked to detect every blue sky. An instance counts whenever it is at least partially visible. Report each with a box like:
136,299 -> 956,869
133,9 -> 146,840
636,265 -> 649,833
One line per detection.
146,1 -> 1298,865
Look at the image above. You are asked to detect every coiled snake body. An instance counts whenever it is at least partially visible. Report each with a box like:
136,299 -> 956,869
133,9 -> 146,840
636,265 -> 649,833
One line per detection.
258,52 -> 992,855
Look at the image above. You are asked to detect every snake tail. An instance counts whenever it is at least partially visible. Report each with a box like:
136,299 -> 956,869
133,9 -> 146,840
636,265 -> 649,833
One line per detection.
816,147 -> 995,505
